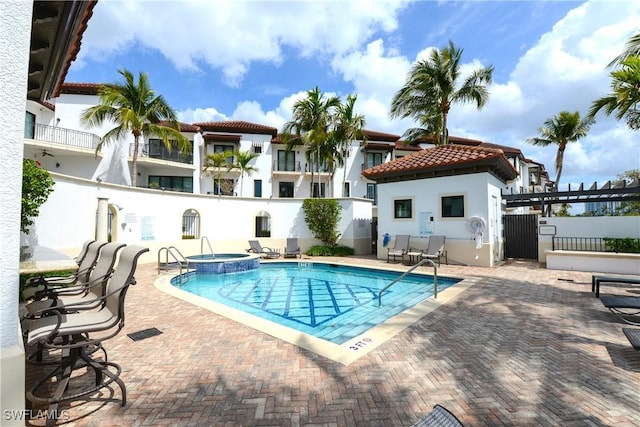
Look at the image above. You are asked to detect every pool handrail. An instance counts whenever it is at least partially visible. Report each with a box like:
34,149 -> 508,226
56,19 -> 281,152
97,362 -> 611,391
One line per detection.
157,246 -> 190,285
378,258 -> 437,306
201,236 -> 214,258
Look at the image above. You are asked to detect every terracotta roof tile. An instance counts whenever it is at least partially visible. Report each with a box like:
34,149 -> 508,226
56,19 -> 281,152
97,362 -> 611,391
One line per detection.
194,120 -> 278,137
60,82 -> 104,95
362,144 -> 518,182
157,121 -> 201,133
362,129 -> 400,142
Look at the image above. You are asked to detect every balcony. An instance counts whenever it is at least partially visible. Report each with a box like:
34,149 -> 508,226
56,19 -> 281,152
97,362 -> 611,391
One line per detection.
272,160 -> 301,175
131,142 -> 193,165
304,162 -> 331,175
25,122 -> 100,150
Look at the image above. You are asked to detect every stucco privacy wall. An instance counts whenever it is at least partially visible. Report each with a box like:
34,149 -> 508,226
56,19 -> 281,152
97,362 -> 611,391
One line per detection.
30,173 -> 373,260
538,216 -> 640,263
0,0 -> 31,423
374,173 -> 505,267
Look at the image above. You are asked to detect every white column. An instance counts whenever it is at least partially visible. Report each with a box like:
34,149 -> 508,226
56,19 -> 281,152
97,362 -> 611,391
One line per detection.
96,197 -> 110,241
0,0 -> 32,424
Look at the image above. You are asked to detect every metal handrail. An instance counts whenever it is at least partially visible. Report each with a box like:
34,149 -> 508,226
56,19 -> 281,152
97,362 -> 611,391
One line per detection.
157,246 -> 191,285
378,258 -> 437,306
201,236 -> 214,257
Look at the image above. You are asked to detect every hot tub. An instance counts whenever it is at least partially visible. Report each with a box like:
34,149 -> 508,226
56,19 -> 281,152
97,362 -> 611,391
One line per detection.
185,253 -> 260,274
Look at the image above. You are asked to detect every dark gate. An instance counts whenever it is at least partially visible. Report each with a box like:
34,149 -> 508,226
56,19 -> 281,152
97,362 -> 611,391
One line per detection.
503,214 -> 538,260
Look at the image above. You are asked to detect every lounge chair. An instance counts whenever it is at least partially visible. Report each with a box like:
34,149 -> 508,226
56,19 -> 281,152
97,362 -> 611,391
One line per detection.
387,234 -> 410,263
592,274 -> 640,298
622,328 -> 640,351
24,242 -> 126,317
284,237 -> 301,258
600,295 -> 640,325
74,239 -> 96,265
247,240 -> 280,259
25,245 -> 149,425
412,404 -> 464,427
421,235 -> 447,266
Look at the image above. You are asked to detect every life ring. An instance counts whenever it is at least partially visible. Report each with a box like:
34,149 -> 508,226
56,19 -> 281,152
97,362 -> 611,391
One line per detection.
467,216 -> 487,251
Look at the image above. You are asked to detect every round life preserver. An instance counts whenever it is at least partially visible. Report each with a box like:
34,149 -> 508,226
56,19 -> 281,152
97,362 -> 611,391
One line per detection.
467,216 -> 487,234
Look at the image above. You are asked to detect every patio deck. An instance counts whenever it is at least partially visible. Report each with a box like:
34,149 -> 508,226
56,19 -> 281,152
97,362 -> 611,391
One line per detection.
25,257 -> 640,426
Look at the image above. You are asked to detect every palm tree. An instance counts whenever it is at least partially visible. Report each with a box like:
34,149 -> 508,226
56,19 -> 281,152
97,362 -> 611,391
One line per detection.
281,86 -> 340,197
525,111 -> 595,191
203,151 -> 232,195
81,69 -> 190,187
231,149 -> 259,196
609,30 -> 640,67
390,40 -> 494,145
589,56 -> 640,130
333,93 -> 366,196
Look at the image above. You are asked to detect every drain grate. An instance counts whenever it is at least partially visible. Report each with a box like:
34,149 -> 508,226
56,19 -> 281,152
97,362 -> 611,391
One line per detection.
127,327 -> 163,341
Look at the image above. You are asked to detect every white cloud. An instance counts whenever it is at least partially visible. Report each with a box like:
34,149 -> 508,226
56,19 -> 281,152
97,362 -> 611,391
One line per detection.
78,0 -> 411,87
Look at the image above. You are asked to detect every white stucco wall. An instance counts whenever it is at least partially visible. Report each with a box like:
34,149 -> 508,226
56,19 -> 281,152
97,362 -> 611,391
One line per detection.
375,173 -> 506,267
0,0 -> 31,423
30,174 -> 374,261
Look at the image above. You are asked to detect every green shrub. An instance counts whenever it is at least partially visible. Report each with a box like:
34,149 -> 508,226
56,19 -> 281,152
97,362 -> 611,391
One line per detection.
304,245 -> 355,256
21,159 -> 55,234
302,198 -> 342,246
603,237 -> 640,253
182,235 -> 196,240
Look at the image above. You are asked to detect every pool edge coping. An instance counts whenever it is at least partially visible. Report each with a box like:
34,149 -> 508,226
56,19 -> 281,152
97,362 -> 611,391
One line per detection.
153,260 -> 477,365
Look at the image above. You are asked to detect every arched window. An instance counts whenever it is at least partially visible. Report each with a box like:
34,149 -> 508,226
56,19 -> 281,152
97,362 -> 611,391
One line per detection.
255,211 -> 271,237
182,209 -> 200,239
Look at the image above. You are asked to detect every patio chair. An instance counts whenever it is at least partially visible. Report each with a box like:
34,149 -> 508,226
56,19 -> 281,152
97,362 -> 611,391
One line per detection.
421,235 -> 447,266
284,237 -> 301,258
411,404 -> 464,427
600,295 -> 640,325
247,239 -> 280,259
25,245 -> 149,426
387,234 -> 410,263
24,242 -> 126,317
23,240 -> 108,300
592,274 -> 640,298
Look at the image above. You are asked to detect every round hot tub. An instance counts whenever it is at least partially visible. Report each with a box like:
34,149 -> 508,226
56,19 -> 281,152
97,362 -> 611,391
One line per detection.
185,253 -> 260,274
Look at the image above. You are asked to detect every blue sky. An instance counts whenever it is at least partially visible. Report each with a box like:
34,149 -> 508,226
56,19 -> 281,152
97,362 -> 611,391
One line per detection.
66,0 -> 639,189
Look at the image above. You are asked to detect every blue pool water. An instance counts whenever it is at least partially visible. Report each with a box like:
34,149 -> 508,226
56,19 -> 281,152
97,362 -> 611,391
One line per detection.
172,262 -> 460,344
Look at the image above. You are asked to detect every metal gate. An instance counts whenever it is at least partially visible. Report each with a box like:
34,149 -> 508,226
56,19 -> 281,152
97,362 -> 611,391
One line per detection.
503,214 -> 538,260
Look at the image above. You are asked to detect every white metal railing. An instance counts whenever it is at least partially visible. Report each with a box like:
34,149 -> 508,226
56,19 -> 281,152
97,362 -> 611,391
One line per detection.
27,122 -> 100,150
201,236 -> 214,257
378,258 -> 437,306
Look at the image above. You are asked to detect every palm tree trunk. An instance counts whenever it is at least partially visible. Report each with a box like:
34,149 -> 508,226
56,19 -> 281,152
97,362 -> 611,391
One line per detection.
132,135 -> 139,187
555,145 -> 566,191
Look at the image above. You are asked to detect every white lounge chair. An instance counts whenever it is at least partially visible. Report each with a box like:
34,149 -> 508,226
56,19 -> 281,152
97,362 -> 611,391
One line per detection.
387,234 -> 410,263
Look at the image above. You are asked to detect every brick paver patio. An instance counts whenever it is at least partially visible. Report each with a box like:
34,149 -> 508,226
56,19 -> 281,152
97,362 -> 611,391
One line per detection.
25,257 -> 640,426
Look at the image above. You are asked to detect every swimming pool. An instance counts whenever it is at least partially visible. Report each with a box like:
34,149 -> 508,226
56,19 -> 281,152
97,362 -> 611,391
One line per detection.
184,253 -> 260,274
171,262 -> 460,345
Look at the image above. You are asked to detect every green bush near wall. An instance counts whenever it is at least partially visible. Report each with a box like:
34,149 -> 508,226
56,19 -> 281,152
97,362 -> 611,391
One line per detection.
304,245 -> 355,256
603,237 -> 640,253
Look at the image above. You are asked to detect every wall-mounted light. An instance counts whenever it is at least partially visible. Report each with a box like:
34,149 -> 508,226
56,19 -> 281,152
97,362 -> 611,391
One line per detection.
121,222 -> 127,230
55,162 -> 60,168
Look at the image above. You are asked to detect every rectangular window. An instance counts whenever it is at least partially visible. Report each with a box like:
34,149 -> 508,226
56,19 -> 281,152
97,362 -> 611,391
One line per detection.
312,182 -> 326,198
365,152 -> 384,169
343,181 -> 350,197
214,144 -> 235,164
148,176 -> 193,193
277,150 -> 295,171
254,179 -> 262,197
442,195 -> 465,218
24,111 -> 35,139
366,183 -> 377,205
279,182 -> 294,198
394,199 -> 412,219
255,215 -> 271,237
213,179 -> 235,196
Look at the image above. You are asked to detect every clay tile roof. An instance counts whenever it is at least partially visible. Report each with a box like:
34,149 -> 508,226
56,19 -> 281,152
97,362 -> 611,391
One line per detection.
194,120 -> 278,137
60,82 -> 105,95
362,144 -> 518,183
362,129 -> 401,142
203,133 -> 241,142
157,121 -> 201,133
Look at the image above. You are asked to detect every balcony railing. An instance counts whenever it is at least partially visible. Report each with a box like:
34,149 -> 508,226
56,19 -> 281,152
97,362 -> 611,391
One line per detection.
272,160 -> 301,172
25,122 -> 100,150
131,143 -> 193,165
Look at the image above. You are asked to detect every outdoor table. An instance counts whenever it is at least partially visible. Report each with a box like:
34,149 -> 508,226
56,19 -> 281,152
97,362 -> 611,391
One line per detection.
19,246 -> 78,275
